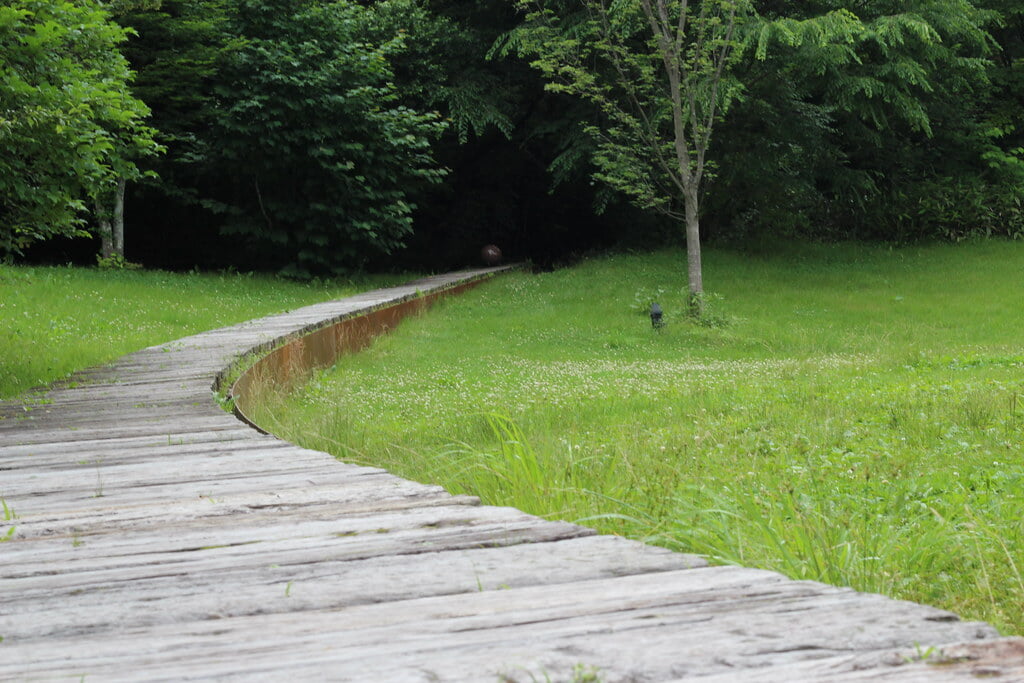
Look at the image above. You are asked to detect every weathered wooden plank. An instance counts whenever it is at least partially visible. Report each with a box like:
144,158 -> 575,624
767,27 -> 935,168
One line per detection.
3,475 -> 457,530
7,395 -> 221,419
0,567 -> 1003,682
1,504 -> 594,577
2,461 -> 401,516
0,536 -> 702,643
0,413 -> 237,443
5,490 -> 478,546
2,431 -> 282,461
8,378 -> 212,400
1,446 -> 347,494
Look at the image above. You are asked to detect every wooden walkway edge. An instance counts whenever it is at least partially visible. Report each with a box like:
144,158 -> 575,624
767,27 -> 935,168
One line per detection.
2,268 -> 1023,682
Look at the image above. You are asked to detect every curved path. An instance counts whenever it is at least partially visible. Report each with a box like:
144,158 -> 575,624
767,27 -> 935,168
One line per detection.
1,268 -> 1022,681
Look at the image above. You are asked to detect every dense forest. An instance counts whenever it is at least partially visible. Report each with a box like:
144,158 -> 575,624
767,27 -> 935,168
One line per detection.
2,0 -> 1022,276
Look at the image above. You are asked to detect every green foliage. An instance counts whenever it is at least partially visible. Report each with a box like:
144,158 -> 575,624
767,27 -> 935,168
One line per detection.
0,1 -> 159,256
489,0 -> 1024,248
629,285 -> 667,316
361,0 -> 516,144
892,177 -> 1024,241
7,0 -> 1022,264
504,0 -> 747,218
502,0 -> 864,306
264,242 -> 1024,634
116,0 -> 233,193
499,1 -> 863,216
192,0 -> 447,276
95,253 -> 143,270
115,0 -> 591,270
706,0 -> 1023,242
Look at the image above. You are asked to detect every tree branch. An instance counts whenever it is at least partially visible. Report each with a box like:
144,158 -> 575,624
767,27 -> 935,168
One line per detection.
253,175 -> 274,234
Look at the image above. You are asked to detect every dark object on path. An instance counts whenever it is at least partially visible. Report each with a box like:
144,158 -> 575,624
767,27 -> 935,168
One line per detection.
481,244 -> 502,266
651,302 -> 664,329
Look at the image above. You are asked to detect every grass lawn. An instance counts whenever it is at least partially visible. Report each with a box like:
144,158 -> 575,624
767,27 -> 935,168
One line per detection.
0,265 -> 402,400
254,240 -> 1024,635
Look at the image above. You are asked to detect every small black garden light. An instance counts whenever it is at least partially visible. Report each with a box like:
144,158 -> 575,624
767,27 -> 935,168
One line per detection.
650,302 -> 664,329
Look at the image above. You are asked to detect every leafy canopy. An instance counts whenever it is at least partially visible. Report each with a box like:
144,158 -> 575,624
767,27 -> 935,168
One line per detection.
193,0 -> 448,276
0,1 -> 158,256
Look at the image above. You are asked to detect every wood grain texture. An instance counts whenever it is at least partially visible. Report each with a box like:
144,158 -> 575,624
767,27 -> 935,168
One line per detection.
2,267 -> 1021,682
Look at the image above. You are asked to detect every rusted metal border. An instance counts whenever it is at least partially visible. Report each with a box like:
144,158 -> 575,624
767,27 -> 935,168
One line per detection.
226,274 -> 500,432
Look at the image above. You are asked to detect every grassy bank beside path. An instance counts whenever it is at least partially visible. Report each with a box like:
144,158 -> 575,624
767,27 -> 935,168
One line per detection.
0,265 -> 402,400
258,241 -> 1024,634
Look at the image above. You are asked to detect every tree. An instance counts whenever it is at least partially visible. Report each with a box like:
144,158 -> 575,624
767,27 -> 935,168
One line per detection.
92,0 -> 165,263
701,1 -> 1012,243
0,1 -> 159,258
114,0 -> 697,271
362,0 -> 619,269
790,0 -> 1001,242
508,0 -> 860,314
136,0 -> 447,276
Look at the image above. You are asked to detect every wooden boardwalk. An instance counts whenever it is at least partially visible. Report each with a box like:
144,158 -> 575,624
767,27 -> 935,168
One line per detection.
2,268 -> 1022,682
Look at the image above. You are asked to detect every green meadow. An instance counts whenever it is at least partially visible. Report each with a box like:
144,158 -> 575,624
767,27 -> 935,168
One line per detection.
254,241 -> 1024,634
0,265 -> 399,400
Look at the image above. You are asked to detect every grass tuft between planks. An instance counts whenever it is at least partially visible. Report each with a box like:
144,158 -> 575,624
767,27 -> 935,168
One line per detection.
253,240 -> 1024,635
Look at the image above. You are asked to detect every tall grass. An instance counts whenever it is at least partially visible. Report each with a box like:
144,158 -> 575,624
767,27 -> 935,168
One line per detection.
0,265 -> 402,399
254,241 -> 1024,634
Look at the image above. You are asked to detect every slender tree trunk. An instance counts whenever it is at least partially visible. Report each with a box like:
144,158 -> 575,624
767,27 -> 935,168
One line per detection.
95,178 -> 127,261
661,45 -> 705,318
683,181 -> 703,317
96,198 -> 114,259
668,86 -> 706,318
112,177 -> 126,258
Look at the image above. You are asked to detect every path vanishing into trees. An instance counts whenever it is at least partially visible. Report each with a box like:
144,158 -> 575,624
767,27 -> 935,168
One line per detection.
2,267 -> 1023,681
